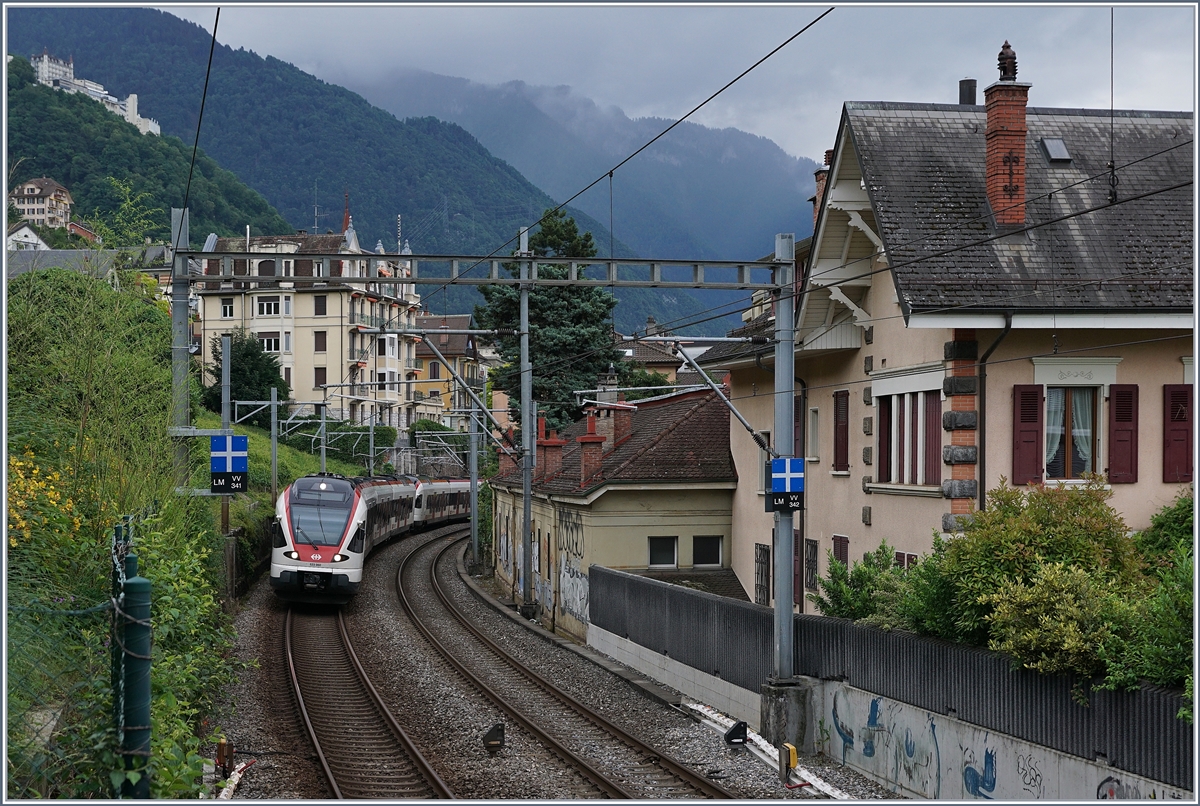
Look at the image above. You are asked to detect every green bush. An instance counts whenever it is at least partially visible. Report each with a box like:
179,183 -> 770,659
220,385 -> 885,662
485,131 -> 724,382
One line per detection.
1135,491 -> 1194,566
941,477 -> 1140,644
808,539 -> 899,622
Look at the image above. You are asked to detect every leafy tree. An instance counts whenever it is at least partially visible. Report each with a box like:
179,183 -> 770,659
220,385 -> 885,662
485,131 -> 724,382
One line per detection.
84,176 -> 163,247
7,199 -> 22,227
475,209 -> 621,432
618,364 -> 674,402
201,330 -> 289,429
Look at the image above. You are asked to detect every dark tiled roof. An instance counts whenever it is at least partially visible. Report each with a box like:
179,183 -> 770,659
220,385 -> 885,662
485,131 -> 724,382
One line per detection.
617,335 -> 678,367
845,102 -> 1193,312
416,314 -> 476,358
492,389 -> 736,495
674,370 -> 706,387
636,568 -> 750,602
18,177 -> 69,198
212,233 -> 348,253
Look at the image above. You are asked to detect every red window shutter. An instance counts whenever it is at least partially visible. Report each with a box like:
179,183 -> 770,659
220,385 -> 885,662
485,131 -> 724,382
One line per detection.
833,535 -> 849,566
1164,384 -> 1193,483
1012,384 -> 1044,485
833,390 -> 850,471
924,393 -> 942,485
1107,384 -> 1138,483
793,530 -> 802,607
877,396 -> 892,482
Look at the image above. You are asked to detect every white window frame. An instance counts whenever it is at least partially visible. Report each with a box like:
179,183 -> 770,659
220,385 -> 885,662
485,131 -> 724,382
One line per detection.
692,535 -> 723,568
220,297 -> 234,319
259,333 -> 280,353
283,296 -> 292,315
256,296 -> 280,317
807,407 -> 820,462
283,331 -> 291,354
648,536 -> 678,569
1031,357 -> 1120,485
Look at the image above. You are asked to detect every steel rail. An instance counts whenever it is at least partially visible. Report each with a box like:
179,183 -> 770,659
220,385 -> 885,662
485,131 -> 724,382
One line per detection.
396,531 -> 633,799
434,538 -> 735,800
285,607 -> 454,798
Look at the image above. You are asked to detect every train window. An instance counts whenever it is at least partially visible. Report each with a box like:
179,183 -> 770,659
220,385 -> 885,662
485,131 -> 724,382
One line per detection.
415,495 -> 422,507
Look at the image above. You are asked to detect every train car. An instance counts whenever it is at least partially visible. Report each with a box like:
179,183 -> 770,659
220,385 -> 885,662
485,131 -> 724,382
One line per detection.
270,473 -> 471,604
270,473 -> 416,604
412,478 -> 472,528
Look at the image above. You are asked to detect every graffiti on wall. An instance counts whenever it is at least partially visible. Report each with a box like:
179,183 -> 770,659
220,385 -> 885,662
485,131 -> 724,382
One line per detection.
556,507 -> 585,559
1016,753 -> 1044,798
558,557 -> 590,624
961,743 -> 997,799
830,692 -> 942,798
1097,776 -> 1185,800
497,508 -> 513,577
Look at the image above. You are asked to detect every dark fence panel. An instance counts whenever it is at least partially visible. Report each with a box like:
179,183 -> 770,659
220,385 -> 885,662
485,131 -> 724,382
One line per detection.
589,566 -> 1192,791
589,566 -> 772,693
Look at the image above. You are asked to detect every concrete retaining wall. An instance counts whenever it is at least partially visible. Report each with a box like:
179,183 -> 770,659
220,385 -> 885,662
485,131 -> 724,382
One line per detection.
588,626 -> 1192,800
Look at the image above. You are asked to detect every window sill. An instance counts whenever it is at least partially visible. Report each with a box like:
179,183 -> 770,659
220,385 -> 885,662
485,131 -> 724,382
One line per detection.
865,483 -> 944,498
806,457 -> 820,464
830,470 -> 851,477
1040,479 -> 1112,491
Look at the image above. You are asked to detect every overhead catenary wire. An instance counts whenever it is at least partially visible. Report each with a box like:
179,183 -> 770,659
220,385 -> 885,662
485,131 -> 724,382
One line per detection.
414,7 -> 836,302
175,7 -> 220,252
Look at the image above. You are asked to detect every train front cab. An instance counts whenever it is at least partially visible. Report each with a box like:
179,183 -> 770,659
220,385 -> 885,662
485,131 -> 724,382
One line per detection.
271,475 -> 361,602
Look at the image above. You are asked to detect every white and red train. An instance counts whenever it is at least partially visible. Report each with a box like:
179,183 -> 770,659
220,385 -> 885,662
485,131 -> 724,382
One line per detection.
270,473 -> 471,603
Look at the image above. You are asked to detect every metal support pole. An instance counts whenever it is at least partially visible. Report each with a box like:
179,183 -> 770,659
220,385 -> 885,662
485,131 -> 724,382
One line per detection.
469,396 -> 480,566
170,254 -> 190,487
270,386 -> 279,503
519,228 -> 534,612
368,419 -> 375,475
320,395 -> 327,473
772,233 -> 796,683
221,336 -> 231,536
121,567 -> 151,798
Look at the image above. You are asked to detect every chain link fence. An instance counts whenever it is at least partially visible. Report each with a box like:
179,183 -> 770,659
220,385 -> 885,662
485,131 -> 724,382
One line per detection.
6,512 -> 155,798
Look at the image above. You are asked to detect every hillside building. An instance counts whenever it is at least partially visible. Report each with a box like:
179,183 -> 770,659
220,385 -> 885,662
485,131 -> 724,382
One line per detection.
414,313 -> 485,431
11,177 -> 73,229
30,49 -> 160,135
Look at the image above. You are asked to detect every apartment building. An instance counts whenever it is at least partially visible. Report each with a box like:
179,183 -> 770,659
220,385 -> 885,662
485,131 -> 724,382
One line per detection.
12,177 -> 73,229
197,224 -> 424,429
415,313 -> 485,430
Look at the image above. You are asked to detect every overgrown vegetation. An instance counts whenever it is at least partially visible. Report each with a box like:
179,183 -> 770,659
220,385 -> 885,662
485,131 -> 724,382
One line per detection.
200,330 -> 290,430
6,268 -> 235,796
809,479 -> 1193,713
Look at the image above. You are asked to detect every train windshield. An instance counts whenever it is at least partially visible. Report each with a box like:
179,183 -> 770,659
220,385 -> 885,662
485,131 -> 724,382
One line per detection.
289,477 -> 354,546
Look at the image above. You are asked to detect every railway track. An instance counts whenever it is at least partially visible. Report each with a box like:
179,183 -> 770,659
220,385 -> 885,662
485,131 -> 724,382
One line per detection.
284,606 -> 454,798
397,532 -> 734,799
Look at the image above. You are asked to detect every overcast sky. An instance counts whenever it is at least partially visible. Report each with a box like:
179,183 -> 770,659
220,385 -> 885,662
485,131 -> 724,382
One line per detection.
163,3 -> 1195,162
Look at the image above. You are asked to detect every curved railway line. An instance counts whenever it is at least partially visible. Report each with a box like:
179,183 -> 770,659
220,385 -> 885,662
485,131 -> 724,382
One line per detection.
284,606 -> 454,798
397,532 -> 735,799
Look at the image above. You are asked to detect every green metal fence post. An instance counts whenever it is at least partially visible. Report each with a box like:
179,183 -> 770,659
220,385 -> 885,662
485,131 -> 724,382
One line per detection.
121,567 -> 151,798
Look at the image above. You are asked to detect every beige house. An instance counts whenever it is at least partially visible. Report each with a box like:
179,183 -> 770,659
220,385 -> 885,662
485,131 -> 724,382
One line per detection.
12,177 -> 73,229
414,313 -> 485,431
701,43 -> 1193,610
490,388 -> 738,641
198,223 -> 424,430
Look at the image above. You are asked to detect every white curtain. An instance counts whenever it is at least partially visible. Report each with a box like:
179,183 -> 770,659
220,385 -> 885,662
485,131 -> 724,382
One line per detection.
1045,387 -> 1066,471
1071,388 -> 1094,474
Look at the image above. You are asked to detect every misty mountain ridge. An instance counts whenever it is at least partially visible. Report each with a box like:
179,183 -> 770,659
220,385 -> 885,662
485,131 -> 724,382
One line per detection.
336,67 -> 820,262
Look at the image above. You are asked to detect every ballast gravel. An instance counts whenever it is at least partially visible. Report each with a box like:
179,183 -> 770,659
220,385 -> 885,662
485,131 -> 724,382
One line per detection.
204,530 -> 900,799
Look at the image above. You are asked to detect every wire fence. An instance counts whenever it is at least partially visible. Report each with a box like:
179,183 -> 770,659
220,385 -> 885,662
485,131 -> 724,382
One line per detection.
6,509 -> 156,799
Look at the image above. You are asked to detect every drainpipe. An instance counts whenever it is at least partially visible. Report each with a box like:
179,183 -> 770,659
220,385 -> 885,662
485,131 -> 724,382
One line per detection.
977,313 -> 1012,511
795,377 -> 807,614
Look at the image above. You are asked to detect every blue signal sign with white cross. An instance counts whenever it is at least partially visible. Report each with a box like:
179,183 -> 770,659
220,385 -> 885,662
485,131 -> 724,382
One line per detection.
771,458 -> 805,493
210,435 -> 249,494
210,436 -> 249,473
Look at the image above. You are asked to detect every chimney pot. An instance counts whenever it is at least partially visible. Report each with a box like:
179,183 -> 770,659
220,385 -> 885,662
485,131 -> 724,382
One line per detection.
998,40 -> 1017,81
959,78 -> 977,105
576,411 -> 607,485
823,149 -> 834,166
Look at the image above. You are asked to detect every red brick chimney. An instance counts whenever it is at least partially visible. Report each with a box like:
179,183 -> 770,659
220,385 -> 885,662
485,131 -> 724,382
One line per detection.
540,430 -> 569,478
534,414 -> 549,479
613,394 -> 633,447
984,41 -> 1030,227
811,148 -> 834,230
499,428 -> 519,475
576,412 -> 606,486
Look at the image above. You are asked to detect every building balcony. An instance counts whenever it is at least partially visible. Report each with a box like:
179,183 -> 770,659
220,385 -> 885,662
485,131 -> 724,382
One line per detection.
348,346 -> 372,363
349,310 -> 387,328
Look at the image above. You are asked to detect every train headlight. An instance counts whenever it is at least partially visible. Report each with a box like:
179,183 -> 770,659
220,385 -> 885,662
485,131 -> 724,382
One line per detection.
332,554 -> 347,562
285,551 -> 299,560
